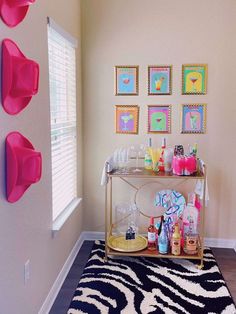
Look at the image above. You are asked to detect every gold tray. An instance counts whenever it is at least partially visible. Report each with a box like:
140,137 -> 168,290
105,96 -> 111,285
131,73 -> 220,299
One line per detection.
108,235 -> 148,252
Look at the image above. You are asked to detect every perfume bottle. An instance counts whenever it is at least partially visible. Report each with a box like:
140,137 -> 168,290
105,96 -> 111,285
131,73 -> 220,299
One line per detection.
148,217 -> 157,251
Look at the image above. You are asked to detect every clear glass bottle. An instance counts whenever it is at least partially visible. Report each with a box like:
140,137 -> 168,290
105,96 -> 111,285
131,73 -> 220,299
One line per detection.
144,138 -> 152,170
184,218 -> 198,255
182,204 -> 199,236
158,220 -> 169,254
164,148 -> 174,172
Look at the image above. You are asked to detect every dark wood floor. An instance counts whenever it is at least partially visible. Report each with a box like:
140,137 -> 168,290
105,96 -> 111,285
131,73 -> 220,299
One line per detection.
49,241 -> 236,314
49,241 -> 94,314
211,247 -> 236,301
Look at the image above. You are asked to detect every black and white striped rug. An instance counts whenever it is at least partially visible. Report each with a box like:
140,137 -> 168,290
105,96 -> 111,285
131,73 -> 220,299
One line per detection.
68,241 -> 236,314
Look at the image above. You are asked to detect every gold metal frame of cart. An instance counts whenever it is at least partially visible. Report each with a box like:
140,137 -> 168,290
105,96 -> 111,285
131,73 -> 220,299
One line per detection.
104,166 -> 206,269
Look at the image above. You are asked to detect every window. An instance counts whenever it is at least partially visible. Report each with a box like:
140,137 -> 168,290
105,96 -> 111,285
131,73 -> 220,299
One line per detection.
47,18 -> 79,226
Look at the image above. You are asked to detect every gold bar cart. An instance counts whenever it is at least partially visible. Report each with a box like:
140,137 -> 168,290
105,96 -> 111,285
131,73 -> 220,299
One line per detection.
104,165 -> 206,269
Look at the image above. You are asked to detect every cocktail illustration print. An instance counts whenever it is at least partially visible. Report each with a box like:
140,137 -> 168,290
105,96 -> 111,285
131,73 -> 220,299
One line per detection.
184,69 -> 205,94
122,77 -> 130,84
190,113 -> 198,130
155,77 -> 165,90
182,104 -> 205,133
149,67 -> 171,95
157,117 -> 162,126
121,114 -> 134,131
190,76 -> 198,92
118,72 -> 135,94
184,109 -> 201,131
151,112 -> 166,131
116,105 -> 139,134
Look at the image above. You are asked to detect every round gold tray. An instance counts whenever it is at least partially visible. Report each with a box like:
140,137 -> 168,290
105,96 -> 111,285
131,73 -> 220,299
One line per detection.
108,235 -> 148,252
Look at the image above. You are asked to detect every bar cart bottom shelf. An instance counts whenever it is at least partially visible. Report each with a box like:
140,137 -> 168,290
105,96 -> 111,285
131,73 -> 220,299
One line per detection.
105,244 -> 204,269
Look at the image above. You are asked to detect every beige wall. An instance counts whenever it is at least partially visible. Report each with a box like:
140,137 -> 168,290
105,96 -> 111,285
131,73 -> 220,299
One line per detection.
82,0 -> 236,240
0,1 -> 82,313
1,0 -> 236,312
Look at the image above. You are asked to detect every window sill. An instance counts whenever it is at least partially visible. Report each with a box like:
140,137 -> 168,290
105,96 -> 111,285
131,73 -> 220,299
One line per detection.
52,197 -> 82,234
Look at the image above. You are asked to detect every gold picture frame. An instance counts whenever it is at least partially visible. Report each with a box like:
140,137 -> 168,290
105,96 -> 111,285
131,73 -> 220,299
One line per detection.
115,66 -> 139,95
148,65 -> 172,95
115,105 -> 139,134
182,64 -> 208,95
147,105 -> 171,133
181,104 -> 207,134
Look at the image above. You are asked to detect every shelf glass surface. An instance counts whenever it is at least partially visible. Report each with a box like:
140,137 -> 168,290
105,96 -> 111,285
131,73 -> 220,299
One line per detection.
108,167 -> 204,179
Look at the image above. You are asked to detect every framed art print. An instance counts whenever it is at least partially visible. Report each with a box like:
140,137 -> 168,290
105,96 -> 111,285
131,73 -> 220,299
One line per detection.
115,66 -> 139,95
181,104 -> 206,134
182,64 -> 207,95
147,105 -> 171,133
115,105 -> 139,134
148,66 -> 172,95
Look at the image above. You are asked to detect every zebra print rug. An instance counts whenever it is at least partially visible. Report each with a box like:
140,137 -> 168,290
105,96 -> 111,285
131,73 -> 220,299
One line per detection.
68,241 -> 236,314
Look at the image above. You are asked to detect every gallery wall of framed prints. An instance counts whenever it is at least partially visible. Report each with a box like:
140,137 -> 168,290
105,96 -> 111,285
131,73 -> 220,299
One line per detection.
114,64 -> 208,135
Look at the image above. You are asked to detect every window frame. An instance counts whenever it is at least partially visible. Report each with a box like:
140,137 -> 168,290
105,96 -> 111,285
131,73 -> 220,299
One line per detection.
47,17 -> 81,231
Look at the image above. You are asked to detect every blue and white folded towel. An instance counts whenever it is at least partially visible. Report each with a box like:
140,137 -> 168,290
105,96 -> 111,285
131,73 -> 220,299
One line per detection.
100,155 -> 114,186
100,148 -> 129,186
194,159 -> 209,206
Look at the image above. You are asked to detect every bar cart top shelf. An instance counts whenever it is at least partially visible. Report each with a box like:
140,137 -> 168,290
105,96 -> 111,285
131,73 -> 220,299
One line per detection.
108,167 -> 205,179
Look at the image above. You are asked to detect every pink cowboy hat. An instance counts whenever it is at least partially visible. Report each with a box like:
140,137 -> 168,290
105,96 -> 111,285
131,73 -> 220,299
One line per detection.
0,0 -> 35,27
1,38 -> 39,115
6,131 -> 42,203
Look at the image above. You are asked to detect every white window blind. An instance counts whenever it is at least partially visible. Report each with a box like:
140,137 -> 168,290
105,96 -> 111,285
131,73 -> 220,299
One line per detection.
47,18 -> 78,221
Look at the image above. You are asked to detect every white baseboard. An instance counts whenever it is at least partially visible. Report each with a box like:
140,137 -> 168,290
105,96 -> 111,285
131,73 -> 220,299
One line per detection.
38,233 -> 85,314
205,237 -> 236,252
82,231 -> 105,241
39,231 -> 236,313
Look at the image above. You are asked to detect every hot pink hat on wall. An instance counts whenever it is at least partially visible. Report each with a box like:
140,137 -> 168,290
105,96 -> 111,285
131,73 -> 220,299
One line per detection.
6,131 -> 42,203
0,0 -> 35,27
1,38 -> 39,115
